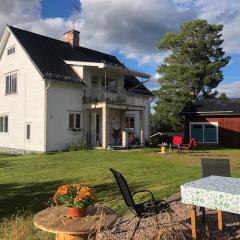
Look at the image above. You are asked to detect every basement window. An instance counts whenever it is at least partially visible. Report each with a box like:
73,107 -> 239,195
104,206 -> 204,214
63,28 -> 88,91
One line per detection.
26,123 -> 31,141
0,115 -> 8,133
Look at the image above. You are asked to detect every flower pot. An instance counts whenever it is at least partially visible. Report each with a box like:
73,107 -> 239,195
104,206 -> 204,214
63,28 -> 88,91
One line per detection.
67,207 -> 87,217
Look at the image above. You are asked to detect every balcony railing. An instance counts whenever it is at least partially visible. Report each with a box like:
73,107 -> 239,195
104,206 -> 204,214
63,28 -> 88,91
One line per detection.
83,88 -> 145,106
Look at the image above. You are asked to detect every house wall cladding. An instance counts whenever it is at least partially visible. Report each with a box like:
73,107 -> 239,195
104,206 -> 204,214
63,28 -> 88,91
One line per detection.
185,116 -> 240,148
0,31 -> 46,152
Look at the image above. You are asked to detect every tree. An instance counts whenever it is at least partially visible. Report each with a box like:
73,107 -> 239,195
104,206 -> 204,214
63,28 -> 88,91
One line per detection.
153,19 -> 230,131
218,92 -> 228,100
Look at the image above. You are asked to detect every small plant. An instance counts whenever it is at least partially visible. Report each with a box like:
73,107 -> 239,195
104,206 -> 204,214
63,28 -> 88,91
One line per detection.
53,183 -> 96,209
68,141 -> 89,151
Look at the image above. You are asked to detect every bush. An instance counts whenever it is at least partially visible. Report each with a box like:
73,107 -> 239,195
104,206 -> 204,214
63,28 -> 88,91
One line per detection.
68,141 -> 90,151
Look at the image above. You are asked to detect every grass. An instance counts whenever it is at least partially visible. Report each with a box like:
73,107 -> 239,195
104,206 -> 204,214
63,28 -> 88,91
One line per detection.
1,147 -> 240,239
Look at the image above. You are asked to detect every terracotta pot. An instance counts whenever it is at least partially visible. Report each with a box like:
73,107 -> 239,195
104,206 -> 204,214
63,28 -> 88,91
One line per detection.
67,207 -> 87,217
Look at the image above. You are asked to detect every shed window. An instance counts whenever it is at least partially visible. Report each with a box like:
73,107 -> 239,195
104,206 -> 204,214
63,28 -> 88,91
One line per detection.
190,122 -> 218,143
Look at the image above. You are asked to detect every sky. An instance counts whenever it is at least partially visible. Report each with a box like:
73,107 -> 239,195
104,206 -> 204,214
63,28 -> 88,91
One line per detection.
0,0 -> 239,97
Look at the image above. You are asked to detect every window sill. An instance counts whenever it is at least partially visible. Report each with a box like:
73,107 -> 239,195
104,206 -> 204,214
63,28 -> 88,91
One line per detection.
68,128 -> 82,132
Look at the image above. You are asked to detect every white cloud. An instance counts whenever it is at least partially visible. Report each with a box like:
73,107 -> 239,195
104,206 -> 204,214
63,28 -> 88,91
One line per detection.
216,81 -> 240,98
0,0 -> 240,66
0,0 -> 41,35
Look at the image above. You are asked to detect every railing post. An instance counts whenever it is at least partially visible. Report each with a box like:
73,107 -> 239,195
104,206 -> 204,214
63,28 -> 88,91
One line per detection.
140,110 -> 145,145
102,104 -> 109,149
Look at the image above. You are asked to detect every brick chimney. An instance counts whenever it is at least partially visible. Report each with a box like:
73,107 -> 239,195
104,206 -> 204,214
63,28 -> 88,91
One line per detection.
64,29 -> 80,47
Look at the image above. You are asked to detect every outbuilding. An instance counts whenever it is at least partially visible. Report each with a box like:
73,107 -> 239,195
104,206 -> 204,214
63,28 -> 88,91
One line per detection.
180,99 -> 240,148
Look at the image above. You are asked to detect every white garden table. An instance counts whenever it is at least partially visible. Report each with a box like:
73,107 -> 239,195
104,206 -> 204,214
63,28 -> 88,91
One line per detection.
181,176 -> 240,239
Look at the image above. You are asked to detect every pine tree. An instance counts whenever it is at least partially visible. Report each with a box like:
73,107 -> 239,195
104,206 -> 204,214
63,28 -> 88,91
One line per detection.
153,19 -> 230,131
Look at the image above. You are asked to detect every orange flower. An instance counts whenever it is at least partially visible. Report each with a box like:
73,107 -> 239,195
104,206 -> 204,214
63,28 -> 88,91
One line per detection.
74,194 -> 83,203
56,185 -> 68,196
80,187 -> 95,200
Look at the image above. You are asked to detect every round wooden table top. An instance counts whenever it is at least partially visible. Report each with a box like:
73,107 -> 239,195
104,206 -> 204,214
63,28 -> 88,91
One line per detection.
33,206 -> 117,235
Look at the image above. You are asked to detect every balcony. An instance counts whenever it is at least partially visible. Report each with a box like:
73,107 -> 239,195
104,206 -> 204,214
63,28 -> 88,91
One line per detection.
83,88 -> 145,107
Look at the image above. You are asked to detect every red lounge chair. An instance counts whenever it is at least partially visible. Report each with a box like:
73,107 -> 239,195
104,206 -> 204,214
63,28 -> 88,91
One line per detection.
179,138 -> 197,152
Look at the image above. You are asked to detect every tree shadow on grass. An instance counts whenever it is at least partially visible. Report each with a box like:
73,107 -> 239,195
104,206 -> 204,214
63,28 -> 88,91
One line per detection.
0,180 -> 69,219
0,178 -> 149,219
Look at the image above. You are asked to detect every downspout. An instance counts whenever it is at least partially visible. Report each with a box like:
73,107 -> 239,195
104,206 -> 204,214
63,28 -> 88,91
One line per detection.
44,80 -> 51,152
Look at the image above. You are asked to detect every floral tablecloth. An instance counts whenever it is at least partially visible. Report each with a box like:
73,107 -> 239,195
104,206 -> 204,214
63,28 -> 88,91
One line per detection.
181,176 -> 240,214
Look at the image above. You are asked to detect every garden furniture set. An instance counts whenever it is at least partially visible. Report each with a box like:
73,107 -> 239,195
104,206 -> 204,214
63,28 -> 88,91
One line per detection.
34,158 -> 235,240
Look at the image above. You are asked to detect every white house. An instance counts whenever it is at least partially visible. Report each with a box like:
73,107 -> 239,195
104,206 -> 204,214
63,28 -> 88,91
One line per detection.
0,26 -> 153,153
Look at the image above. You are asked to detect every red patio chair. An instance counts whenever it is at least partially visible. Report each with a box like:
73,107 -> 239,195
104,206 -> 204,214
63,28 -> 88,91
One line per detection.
179,138 -> 197,152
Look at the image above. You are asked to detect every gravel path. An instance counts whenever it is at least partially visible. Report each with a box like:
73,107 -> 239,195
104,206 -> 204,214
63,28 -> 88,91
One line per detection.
96,201 -> 240,240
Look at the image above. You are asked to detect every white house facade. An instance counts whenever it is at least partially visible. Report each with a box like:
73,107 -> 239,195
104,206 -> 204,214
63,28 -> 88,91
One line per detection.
0,26 -> 153,153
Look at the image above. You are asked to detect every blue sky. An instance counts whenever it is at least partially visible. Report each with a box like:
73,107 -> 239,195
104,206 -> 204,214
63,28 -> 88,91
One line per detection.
0,0 -> 239,96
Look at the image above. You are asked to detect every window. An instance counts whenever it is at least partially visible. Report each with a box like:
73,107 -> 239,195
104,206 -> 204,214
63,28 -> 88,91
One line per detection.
26,123 -> 31,140
190,122 -> 218,143
7,46 -> 15,56
125,116 -> 135,129
91,76 -> 98,87
6,72 -> 17,95
0,115 -> 8,133
101,77 -> 116,91
69,112 -> 81,130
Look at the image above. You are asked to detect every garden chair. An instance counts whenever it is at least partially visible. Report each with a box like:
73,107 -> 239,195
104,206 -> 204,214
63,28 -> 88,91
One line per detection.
172,135 -> 183,151
200,158 -> 231,226
201,158 -> 231,178
110,168 -> 171,232
179,138 -> 197,152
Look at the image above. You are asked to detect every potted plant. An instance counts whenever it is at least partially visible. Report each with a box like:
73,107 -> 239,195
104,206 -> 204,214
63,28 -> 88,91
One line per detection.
53,183 -> 95,217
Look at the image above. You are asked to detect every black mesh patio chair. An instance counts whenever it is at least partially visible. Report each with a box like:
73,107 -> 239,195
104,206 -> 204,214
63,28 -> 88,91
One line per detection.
201,158 -> 231,177
200,158 -> 231,225
110,168 -> 171,232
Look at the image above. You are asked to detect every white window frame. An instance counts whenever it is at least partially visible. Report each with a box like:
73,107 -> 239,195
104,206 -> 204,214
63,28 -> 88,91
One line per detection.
68,111 -> 81,130
7,45 -> 16,56
0,114 -> 9,134
5,71 -> 18,95
189,122 -> 219,144
25,122 -> 31,141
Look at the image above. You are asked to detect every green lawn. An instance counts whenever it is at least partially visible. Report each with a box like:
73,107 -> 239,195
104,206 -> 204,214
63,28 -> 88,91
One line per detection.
1,147 -> 240,239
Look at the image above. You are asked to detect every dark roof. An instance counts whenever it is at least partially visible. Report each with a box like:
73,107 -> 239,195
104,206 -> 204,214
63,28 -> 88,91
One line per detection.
180,99 -> 240,116
8,26 -> 152,95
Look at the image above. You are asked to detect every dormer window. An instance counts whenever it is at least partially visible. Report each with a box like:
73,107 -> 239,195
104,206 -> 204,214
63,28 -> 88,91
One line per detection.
7,45 -> 15,56
6,72 -> 17,95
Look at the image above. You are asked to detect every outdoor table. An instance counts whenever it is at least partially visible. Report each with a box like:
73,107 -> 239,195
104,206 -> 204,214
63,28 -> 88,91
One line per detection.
181,176 -> 240,239
33,205 -> 117,240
